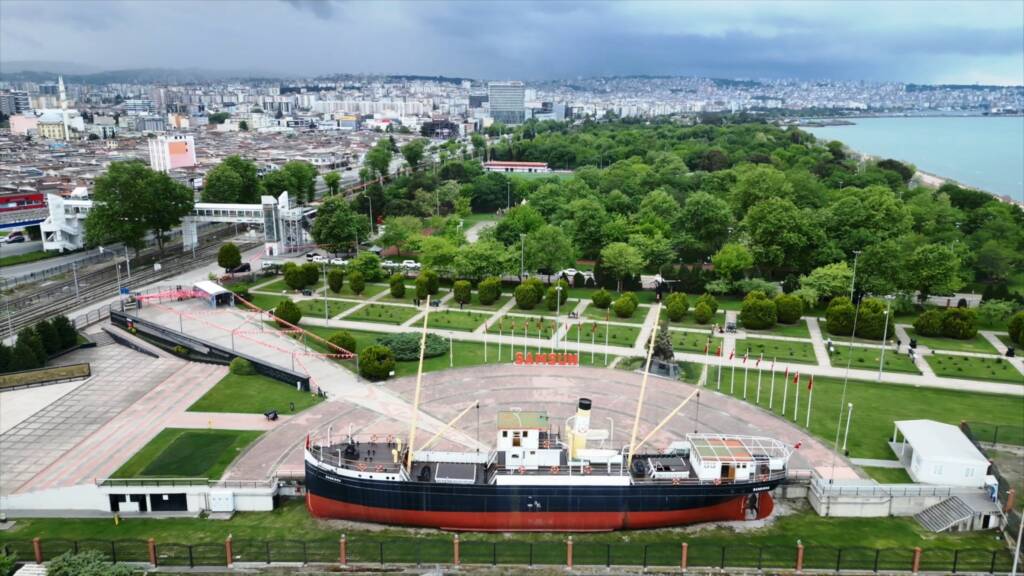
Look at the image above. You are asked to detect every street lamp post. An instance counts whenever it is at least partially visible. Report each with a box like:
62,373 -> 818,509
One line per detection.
849,250 -> 861,301
555,285 -> 563,350
842,403 -> 854,452
877,295 -> 894,381
520,233 -> 526,279
323,259 -> 329,325
506,181 -> 511,211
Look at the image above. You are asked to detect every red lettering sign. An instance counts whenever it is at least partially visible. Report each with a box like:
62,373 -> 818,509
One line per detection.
515,353 -> 579,366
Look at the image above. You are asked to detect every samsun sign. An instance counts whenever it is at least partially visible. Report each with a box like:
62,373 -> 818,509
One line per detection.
515,352 -> 579,366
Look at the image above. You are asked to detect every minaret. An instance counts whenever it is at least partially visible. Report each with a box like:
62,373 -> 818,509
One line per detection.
58,75 -> 70,140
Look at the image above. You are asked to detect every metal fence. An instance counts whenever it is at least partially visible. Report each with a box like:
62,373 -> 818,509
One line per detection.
962,422 -> 1022,547
2,538 -> 1017,573
967,422 -> 1024,447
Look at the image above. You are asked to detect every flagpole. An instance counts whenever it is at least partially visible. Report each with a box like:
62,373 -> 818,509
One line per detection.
755,354 -> 763,405
805,376 -> 814,428
716,348 -> 722,390
781,367 -> 789,416
498,323 -> 503,362
793,373 -> 801,423
577,320 -> 581,366
523,321 -> 528,357
591,324 -> 595,365
604,316 -> 609,366
536,321 -> 541,355
743,354 -> 749,400
730,353 -> 736,395
484,326 -> 488,362
768,358 -> 777,410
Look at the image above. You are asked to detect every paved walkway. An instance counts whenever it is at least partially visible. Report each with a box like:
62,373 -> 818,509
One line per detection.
892,324 -> 937,377
850,458 -> 904,469
805,317 -> 832,367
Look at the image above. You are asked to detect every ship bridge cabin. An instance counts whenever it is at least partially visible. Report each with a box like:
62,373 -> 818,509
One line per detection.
496,410 -> 562,470
652,435 -> 790,484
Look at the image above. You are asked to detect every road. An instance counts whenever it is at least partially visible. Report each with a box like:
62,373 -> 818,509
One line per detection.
1,244 -> 122,280
0,239 -> 43,261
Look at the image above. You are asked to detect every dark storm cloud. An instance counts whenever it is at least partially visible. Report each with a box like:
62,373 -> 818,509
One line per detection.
0,0 -> 1021,84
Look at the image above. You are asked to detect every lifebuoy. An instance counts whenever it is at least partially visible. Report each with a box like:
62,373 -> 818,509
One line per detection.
550,465 -> 560,475
370,434 -> 379,442
582,465 -> 592,475
542,439 -> 551,449
517,465 -> 527,474
357,462 -> 367,472
375,464 -> 385,473
672,477 -> 682,486
713,478 -> 722,486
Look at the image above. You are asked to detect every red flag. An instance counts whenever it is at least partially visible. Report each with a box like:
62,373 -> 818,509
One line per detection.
591,322 -> 597,333
756,354 -> 762,367
784,366 -> 790,379
703,342 -> 709,354
728,350 -> 734,360
715,346 -> 722,357
742,350 -> 749,364
807,375 -> 814,391
793,372 -> 800,385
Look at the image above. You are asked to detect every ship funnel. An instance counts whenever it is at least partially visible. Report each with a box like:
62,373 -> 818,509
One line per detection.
574,398 -> 592,434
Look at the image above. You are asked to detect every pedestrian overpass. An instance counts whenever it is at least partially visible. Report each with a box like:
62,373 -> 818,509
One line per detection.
41,191 -> 314,255
0,207 -> 48,230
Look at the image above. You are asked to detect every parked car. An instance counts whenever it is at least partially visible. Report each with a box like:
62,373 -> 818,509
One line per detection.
559,268 -> 579,278
4,235 -> 26,244
311,255 -> 326,263
305,251 -> 320,261
382,261 -> 402,270
329,258 -> 349,266
401,260 -> 421,270
228,263 -> 252,274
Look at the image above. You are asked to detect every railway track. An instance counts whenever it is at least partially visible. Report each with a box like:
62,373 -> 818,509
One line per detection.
1,239 -> 261,340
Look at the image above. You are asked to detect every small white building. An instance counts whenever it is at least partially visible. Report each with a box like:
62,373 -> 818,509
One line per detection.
483,161 -> 550,174
891,420 -> 990,487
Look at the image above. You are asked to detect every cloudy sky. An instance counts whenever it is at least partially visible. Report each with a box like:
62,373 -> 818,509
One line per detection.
2,0 -> 1022,84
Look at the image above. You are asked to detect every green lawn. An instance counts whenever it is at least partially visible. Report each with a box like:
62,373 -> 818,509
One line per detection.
344,303 -> 420,325
487,316 -> 562,339
294,298 -> 358,318
733,337 -> 817,365
255,278 -> 326,294
507,298 -> 582,317
925,354 -> 1024,384
828,345 -> 922,375
671,330 -> 723,353
582,303 -> 648,324
376,285 -> 450,304
321,282 -> 388,300
0,249 -> 60,268
565,322 -> 640,348
426,310 -> 490,332
460,212 -> 502,226
462,293 -> 512,311
187,372 -> 322,414
996,334 -> 1016,349
742,320 -> 812,339
903,328 -> 998,354
1,499 -> 1009,559
862,467 -> 914,484
111,428 -> 262,479
712,374 -> 1024,459
662,310 -> 727,329
244,293 -> 290,311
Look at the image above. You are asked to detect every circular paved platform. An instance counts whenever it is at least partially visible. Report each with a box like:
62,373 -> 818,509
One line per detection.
225,365 -> 860,482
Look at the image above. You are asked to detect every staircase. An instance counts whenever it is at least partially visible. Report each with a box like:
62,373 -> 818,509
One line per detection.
915,496 -> 974,532
88,330 -> 116,347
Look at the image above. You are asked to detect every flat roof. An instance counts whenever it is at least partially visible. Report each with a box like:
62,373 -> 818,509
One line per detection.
497,411 -> 549,430
193,280 -> 230,296
484,161 -> 549,167
895,420 -> 988,466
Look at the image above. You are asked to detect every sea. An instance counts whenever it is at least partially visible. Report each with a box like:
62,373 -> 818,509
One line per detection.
803,116 -> 1024,201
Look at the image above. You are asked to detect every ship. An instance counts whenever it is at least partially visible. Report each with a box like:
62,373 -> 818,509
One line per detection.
304,303 -> 794,531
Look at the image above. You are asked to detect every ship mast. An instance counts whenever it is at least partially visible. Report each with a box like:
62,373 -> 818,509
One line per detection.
626,302 -> 661,470
405,296 -> 433,474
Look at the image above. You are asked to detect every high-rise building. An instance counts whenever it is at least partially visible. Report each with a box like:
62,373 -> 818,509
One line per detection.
0,90 -> 31,115
488,81 -> 525,125
148,134 -> 196,172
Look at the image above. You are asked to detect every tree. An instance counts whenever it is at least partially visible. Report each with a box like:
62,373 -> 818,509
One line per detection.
913,309 -> 944,337
34,319 -> 61,355
301,262 -> 320,287
524,225 -> 575,274
478,277 -> 502,305
378,216 -> 422,256
417,236 -> 458,274
774,294 -> 804,324
628,232 -> 675,271
51,314 -> 78,350
85,161 -> 193,255
800,262 -> 853,302
400,138 -> 428,170
8,337 -> 41,371
262,169 -> 295,199
544,280 -> 570,311
904,243 -> 963,301
453,240 -> 511,280
677,191 -> 733,257
514,283 -> 541,310
693,302 -> 713,324
208,112 -> 230,125
381,274 -> 400,299
366,139 -> 393,179
825,297 -> 855,336
221,156 -> 262,203
283,264 -> 307,290
359,345 -> 396,380
941,308 -> 977,340
592,288 -> 612,309
453,280 -> 472,304
274,300 -> 302,327
0,342 -> 10,373
854,298 -> 891,340
311,196 -> 370,254
696,293 -> 719,315
1009,311 -> 1024,346
328,269 -> 344,293
348,270 -> 365,295
282,161 -> 318,203
600,242 -> 643,292
742,198 -> 823,272
202,164 -> 245,203
350,252 -> 383,282
665,292 -> 689,322
565,198 -> 608,259
324,171 -> 342,196
711,243 -> 753,280
613,293 -> 638,318
47,550 -> 133,576
218,243 -> 242,271
731,165 -> 794,217
494,205 -> 546,245
652,321 -> 675,363
420,269 -> 440,295
740,291 -> 777,330
975,239 -> 1019,281
238,120 -> 249,131
328,331 -> 357,354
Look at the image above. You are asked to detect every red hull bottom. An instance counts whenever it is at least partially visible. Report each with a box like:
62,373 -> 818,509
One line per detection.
307,492 -> 774,531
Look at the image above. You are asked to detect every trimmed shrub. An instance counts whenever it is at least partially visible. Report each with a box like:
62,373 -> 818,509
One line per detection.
172,345 -> 189,357
941,308 -> 977,340
1010,311 -> 1024,346
545,280 -> 570,311
515,283 -> 540,310
0,342 -> 10,373
17,327 -> 46,366
592,288 -> 613,309
735,278 -> 779,298
229,357 -> 256,375
358,345 -> 396,381
229,283 -> 252,302
695,293 -> 719,315
613,295 -> 638,318
665,292 -> 689,322
453,280 -> 472,304
328,269 -> 344,294
855,298 -> 891,341
478,277 -> 501,305
283,265 -> 307,290
740,291 -> 777,330
51,315 -> 78,350
825,296 -> 855,336
376,332 -> 447,360
420,269 -> 440,295
9,337 -> 42,371
415,274 -> 430,300
301,262 -> 320,287
913,309 -> 944,337
522,278 -> 545,303
328,331 -> 357,354
693,302 -> 713,324
34,319 -> 61,355
274,300 -> 302,327
775,294 -> 804,325
47,550 -> 133,576
348,270 -> 365,295
350,252 -> 383,282
782,273 -> 799,294
389,274 -> 405,298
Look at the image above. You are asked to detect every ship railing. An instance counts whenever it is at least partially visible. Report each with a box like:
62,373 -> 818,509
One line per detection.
97,478 -> 275,489
309,448 -> 403,475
